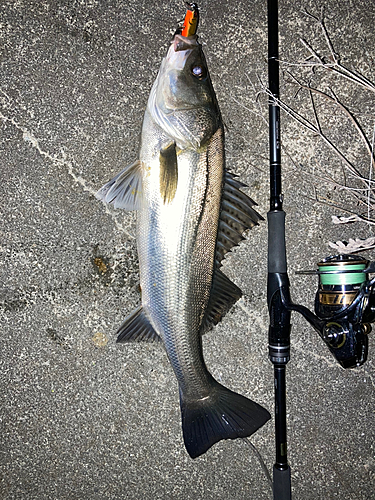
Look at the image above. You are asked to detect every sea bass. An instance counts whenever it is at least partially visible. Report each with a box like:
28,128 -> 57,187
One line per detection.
96,4 -> 270,459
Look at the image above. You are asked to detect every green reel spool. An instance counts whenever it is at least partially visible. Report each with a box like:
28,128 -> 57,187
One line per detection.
316,255 -> 369,311
318,257 -> 368,286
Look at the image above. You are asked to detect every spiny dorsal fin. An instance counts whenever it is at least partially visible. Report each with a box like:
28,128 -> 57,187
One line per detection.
95,160 -> 144,210
200,269 -> 242,334
159,142 -> 178,204
117,306 -> 162,343
215,171 -> 263,266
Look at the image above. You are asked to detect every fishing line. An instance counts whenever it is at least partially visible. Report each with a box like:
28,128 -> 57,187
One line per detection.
241,438 -> 273,495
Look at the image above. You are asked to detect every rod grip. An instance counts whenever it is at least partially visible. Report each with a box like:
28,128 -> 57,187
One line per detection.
268,210 -> 287,274
273,465 -> 292,500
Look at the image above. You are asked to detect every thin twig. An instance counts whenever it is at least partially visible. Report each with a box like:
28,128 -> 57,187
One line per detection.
229,93 -> 268,126
299,9 -> 375,92
309,88 -> 322,134
263,87 -> 368,185
368,122 -> 375,222
306,194 -> 375,224
302,7 -> 340,64
284,72 -> 375,170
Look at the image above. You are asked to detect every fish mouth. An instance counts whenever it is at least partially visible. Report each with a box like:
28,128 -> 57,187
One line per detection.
165,35 -> 196,72
172,33 -> 199,52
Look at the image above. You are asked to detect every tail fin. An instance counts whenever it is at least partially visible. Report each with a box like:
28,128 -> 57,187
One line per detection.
180,381 -> 271,459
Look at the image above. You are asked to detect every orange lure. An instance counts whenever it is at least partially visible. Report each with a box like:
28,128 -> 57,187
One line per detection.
181,3 -> 199,37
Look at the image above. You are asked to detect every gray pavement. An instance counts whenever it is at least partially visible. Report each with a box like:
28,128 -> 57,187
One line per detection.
1,1 -> 374,499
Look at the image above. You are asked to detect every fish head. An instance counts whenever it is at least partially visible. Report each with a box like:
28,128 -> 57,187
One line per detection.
149,33 -> 221,149
161,34 -> 216,112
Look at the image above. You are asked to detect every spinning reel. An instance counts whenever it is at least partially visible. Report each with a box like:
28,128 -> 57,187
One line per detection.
287,255 -> 374,369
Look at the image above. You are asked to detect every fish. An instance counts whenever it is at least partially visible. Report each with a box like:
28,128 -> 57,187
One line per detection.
96,4 -> 270,459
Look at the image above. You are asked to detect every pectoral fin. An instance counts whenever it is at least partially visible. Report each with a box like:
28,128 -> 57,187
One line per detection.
159,142 -> 178,204
95,160 -> 143,210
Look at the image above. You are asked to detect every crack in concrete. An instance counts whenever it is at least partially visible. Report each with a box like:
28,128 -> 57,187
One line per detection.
0,110 -> 135,240
293,343 -> 339,369
237,298 -> 268,332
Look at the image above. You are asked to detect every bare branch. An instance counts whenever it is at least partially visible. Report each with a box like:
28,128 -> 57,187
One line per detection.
284,73 -> 375,172
299,8 -> 375,92
229,93 -> 268,126
231,8 -> 375,228
309,88 -> 322,134
262,86 -> 368,185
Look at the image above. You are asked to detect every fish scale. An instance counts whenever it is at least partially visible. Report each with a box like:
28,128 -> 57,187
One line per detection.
96,3 -> 270,459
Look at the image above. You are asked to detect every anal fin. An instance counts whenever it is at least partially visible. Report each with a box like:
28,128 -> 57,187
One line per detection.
116,306 -> 162,343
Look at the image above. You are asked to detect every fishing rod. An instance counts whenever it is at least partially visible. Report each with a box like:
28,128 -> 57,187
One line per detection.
267,0 -> 372,498
267,0 -> 292,497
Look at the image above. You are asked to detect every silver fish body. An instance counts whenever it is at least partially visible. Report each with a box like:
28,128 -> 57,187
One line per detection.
96,31 -> 270,458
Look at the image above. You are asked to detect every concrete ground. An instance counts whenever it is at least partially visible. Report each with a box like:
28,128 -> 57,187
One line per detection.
1,0 -> 374,498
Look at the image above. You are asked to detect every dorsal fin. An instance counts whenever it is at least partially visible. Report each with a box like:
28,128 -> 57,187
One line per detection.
215,171 -> 263,266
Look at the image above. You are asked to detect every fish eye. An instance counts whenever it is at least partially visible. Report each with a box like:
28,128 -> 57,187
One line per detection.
191,65 -> 207,79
